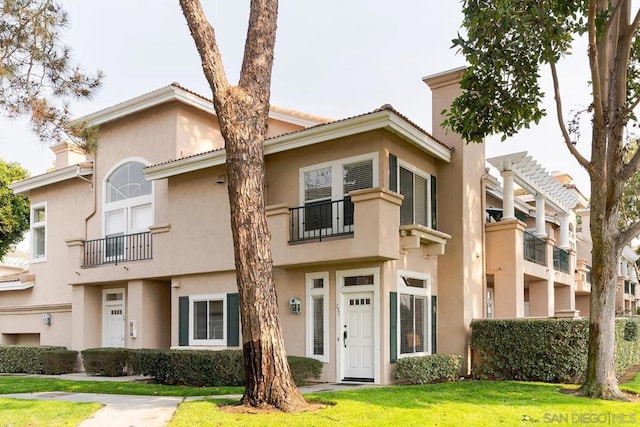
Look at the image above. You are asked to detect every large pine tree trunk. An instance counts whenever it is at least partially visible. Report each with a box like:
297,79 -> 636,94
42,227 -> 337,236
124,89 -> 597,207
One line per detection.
180,0 -> 308,411
223,99 -> 307,411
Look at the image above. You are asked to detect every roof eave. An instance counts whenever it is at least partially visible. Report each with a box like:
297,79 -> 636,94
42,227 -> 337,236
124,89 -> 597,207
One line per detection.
10,165 -> 94,195
144,110 -> 452,181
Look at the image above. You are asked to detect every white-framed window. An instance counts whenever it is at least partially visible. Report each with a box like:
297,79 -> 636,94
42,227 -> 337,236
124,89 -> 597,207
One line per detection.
189,294 -> 226,346
300,152 -> 378,234
104,160 -> 153,235
397,270 -> 431,357
103,160 -> 153,257
306,272 -> 329,363
397,161 -> 435,229
30,202 -> 47,262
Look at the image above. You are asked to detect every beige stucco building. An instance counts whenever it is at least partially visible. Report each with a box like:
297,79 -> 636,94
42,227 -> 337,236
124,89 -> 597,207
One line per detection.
2,67 -> 638,384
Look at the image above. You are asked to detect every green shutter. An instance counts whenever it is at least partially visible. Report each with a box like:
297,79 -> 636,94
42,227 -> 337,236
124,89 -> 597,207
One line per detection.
389,154 -> 398,192
227,293 -> 240,346
390,292 -> 397,363
430,175 -> 437,230
431,295 -> 437,354
178,296 -> 189,346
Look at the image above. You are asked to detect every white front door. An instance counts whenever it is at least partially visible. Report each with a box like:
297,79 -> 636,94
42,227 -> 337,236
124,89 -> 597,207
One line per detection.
341,292 -> 374,381
103,289 -> 125,348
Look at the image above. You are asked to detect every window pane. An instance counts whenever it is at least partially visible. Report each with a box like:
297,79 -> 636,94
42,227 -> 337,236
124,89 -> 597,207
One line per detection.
414,296 -> 426,353
193,301 -> 208,340
106,162 -> 151,202
399,167 -> 413,225
131,204 -> 153,231
304,167 -> 332,202
344,275 -> 374,286
311,278 -> 324,289
400,294 -> 414,354
105,210 -> 125,236
403,277 -> 426,288
33,227 -> 45,258
312,296 -> 324,356
34,208 -> 45,223
208,300 -> 224,340
415,175 -> 428,226
304,200 -> 332,231
343,160 -> 373,194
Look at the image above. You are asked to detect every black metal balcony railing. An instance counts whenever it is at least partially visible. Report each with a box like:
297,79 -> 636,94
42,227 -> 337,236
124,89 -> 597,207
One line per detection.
84,232 -> 153,267
523,231 -> 546,266
289,198 -> 354,243
553,246 -> 570,274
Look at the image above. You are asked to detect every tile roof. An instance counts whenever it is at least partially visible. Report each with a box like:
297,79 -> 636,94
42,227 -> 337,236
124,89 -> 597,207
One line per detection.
146,105 -> 452,171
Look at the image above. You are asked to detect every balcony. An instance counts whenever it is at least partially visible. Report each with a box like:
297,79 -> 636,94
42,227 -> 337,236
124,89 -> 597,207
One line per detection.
83,232 -> 153,267
523,231 -> 546,266
289,198 -> 354,242
553,246 -> 570,274
267,188 -> 408,267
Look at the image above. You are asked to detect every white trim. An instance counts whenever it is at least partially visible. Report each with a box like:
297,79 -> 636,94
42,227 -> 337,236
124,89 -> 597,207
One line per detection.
73,84 -> 323,128
305,272 -> 329,363
396,270 -> 431,360
0,280 -> 35,291
102,288 -> 126,348
144,109 -> 451,181
30,202 -> 47,263
335,267 -> 380,384
188,293 -> 227,347
10,165 -> 93,195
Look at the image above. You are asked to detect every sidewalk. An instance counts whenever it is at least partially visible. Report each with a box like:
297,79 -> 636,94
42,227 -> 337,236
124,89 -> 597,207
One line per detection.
1,373 -> 375,426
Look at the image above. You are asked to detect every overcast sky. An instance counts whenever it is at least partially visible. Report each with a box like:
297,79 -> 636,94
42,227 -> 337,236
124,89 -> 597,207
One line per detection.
0,1 -> 593,195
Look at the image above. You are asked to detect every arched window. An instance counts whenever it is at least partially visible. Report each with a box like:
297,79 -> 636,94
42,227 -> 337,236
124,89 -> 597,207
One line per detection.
104,161 -> 153,238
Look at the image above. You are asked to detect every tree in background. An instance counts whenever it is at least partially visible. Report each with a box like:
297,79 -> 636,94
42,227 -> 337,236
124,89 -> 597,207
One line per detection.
179,0 -> 307,411
0,159 -> 29,259
0,0 -> 102,147
444,1 -> 640,399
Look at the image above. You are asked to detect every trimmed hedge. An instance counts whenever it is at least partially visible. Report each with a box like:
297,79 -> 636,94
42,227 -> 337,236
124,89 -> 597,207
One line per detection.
41,350 -> 79,375
128,349 -> 322,387
0,345 -> 66,374
81,348 -> 129,377
471,318 -> 640,383
394,354 -> 462,384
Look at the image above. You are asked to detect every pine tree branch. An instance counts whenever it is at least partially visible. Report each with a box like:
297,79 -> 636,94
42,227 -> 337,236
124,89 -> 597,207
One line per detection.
238,0 -> 278,103
179,0 -> 230,101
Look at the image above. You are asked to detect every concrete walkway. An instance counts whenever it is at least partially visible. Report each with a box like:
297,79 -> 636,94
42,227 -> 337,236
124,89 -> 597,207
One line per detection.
1,374 -> 374,426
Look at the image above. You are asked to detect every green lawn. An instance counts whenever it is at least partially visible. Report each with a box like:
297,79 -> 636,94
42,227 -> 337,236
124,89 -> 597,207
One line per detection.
0,376 -> 243,397
0,397 -> 100,426
1,376 -> 639,426
171,381 -> 640,427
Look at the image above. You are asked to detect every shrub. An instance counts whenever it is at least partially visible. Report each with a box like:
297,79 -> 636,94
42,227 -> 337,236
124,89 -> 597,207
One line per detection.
81,348 -> 128,377
472,318 -> 640,383
0,345 -> 66,374
471,319 -> 588,383
41,350 -> 79,375
287,356 -> 323,385
394,354 -> 462,384
615,318 -> 640,377
129,349 -> 322,387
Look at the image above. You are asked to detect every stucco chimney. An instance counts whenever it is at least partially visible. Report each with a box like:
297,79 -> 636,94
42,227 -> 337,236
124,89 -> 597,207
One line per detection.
51,142 -> 87,169
423,67 -> 485,375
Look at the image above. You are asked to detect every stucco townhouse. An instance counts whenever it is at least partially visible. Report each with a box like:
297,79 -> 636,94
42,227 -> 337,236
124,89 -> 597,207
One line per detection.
2,67 -> 638,385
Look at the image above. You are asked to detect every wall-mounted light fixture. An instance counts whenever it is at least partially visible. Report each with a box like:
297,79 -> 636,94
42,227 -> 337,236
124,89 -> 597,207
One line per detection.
215,175 -> 226,184
42,313 -> 51,326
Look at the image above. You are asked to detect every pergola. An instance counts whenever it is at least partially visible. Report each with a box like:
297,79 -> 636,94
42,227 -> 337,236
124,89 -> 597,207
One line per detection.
487,151 -> 584,249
